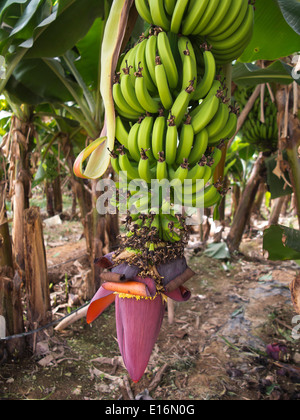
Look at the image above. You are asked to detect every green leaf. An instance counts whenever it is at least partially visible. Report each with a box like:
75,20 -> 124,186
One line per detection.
277,0 -> 300,35
74,17 -> 105,88
263,225 -> 300,261
5,57 -> 82,104
0,0 -> 28,19
233,61 -> 295,87
204,242 -> 231,260
26,0 -> 106,58
240,0 -> 300,62
10,0 -> 44,37
265,154 -> 293,199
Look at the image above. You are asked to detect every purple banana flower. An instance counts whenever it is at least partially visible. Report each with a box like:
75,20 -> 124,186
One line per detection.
87,255 -> 193,383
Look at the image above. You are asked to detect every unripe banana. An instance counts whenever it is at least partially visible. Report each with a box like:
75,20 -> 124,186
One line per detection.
178,36 -> 198,92
208,111 -> 237,145
182,0 -> 210,35
120,63 -> 145,114
138,149 -> 154,184
135,67 -> 160,114
149,0 -> 171,31
135,0 -> 153,25
135,38 -> 157,93
165,115 -> 178,165
115,116 -> 129,149
176,115 -> 194,164
128,119 -> 142,162
201,0 -> 232,35
138,115 -> 154,161
171,81 -> 195,127
152,110 -> 167,160
155,56 -> 173,110
188,128 -> 209,166
206,101 -> 230,138
191,94 -> 220,134
145,34 -> 158,86
169,159 -> 189,184
170,0 -> 189,34
118,147 -> 140,181
191,0 -> 220,35
187,156 -> 207,182
193,46 -> 216,100
156,151 -> 168,181
113,79 -> 141,120
157,31 -> 179,90
164,0 -> 176,15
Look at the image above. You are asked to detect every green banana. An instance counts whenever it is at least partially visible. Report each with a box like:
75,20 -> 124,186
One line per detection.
165,116 -> 178,165
156,152 -> 168,181
177,183 -> 221,208
178,36 -> 197,92
152,110 -> 167,160
208,111 -> 237,145
164,0 -> 176,15
113,81 -> 141,120
138,149 -> 153,184
128,120 -> 142,162
135,38 -> 157,92
191,94 -> 220,134
145,34 -> 158,86
120,63 -> 145,114
210,144 -> 224,171
118,148 -> 140,181
155,56 -> 174,110
209,0 -> 245,37
188,128 -> 209,166
110,150 -> 121,175
206,102 -> 230,138
176,116 -> 194,164
187,157 -> 207,183
115,116 -> 129,149
210,5 -> 254,51
190,80 -> 222,118
157,31 -> 179,90
135,0 -> 153,24
193,47 -> 216,100
149,0 -> 170,32
170,0 -> 189,34
201,0 -> 232,35
169,159 -> 189,183
181,0 -> 210,35
135,69 -> 160,114
192,0 -> 220,35
171,81 -> 195,127
138,115 -> 154,160
209,0 -> 249,41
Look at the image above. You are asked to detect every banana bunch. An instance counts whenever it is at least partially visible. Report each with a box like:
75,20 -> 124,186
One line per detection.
109,8 -> 248,244
234,86 -> 278,152
135,0 -> 255,64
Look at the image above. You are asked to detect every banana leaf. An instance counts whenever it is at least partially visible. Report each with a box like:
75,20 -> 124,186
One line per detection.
277,0 -> 300,35
233,61 -> 297,87
263,225 -> 300,261
240,0 -> 300,62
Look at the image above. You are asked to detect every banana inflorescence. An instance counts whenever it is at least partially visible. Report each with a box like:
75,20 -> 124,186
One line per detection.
108,1 -> 255,244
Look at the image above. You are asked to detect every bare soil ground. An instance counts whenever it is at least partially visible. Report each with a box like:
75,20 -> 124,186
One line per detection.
1,212 -> 300,400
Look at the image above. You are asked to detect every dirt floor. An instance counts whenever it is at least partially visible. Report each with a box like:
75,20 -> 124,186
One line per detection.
1,206 -> 300,400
